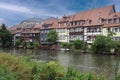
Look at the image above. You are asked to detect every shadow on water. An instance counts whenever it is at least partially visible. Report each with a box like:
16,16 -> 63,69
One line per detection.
0,48 -> 120,80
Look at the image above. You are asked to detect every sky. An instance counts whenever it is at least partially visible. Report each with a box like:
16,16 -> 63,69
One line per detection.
0,0 -> 120,27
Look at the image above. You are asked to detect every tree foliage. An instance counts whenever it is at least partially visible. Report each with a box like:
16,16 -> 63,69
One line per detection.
47,30 -> 58,43
61,42 -> 72,49
92,35 -> 116,54
15,37 -> 23,47
72,39 -> 87,50
0,24 -> 13,48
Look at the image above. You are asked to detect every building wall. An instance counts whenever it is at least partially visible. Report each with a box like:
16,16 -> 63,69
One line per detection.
69,27 -> 84,42
56,28 -> 69,43
84,27 -> 102,44
40,29 -> 51,42
111,26 -> 120,41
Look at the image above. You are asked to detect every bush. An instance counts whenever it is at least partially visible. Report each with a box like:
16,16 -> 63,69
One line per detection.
15,37 -> 23,47
92,35 -> 116,54
0,53 -> 105,80
0,24 -> 13,48
61,42 -> 72,49
33,42 -> 40,49
72,40 -> 87,50
26,42 -> 33,49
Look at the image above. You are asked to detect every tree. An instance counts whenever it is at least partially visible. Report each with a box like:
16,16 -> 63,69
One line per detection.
47,30 -> 58,43
107,31 -> 116,38
0,24 -> 13,48
15,37 -> 23,47
72,39 -> 86,50
61,42 -> 72,49
92,35 -> 116,54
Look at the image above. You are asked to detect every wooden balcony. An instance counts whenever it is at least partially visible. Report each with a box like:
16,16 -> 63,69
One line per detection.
69,31 -> 84,35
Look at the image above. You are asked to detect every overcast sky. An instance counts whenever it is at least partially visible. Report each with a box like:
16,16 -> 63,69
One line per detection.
0,0 -> 120,27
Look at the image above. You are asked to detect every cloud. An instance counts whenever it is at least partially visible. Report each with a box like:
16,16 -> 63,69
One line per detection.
0,18 -> 5,23
106,0 -> 120,11
0,2 -> 33,14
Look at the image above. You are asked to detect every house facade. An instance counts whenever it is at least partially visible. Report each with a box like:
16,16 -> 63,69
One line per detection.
57,15 -> 70,43
9,5 -> 120,45
40,18 -> 58,44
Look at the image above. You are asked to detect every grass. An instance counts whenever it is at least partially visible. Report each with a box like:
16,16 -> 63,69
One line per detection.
0,53 -> 105,80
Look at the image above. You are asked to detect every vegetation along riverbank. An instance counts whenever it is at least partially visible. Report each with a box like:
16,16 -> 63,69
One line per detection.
0,53 -> 105,80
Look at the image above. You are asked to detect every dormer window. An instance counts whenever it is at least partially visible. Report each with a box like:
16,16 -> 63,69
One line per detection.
112,19 -> 114,24
58,23 -> 61,27
106,19 -> 109,24
119,18 -> 120,23
99,18 -> 102,24
64,23 -> 66,27
86,19 -> 91,24
114,18 -> 117,24
70,22 -> 73,26
77,22 -> 79,25
75,22 -> 77,25
117,18 -> 119,24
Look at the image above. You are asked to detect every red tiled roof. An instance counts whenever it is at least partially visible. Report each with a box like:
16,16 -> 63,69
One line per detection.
34,24 -> 42,28
103,23 -> 120,28
73,5 -> 114,26
108,12 -> 120,19
41,18 -> 58,29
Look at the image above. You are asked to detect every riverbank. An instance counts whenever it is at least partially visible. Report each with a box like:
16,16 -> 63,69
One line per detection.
0,53 -> 104,80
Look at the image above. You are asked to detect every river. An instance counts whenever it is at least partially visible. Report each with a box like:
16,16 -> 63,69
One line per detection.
0,48 -> 119,80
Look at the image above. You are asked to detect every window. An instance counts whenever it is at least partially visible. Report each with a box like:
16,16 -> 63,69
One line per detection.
107,28 -> 110,32
80,22 -> 83,25
64,23 -> 66,27
113,37 -> 120,41
58,23 -> 61,27
71,28 -> 74,32
86,20 -> 89,24
29,34 -> 32,36
86,20 -> 91,24
87,36 -> 92,41
77,22 -> 79,25
106,19 -> 108,24
97,28 -> 101,32
78,28 -> 81,32
119,18 -> 120,23
119,28 -> 120,32
112,18 -> 117,24
117,18 -> 119,24
41,31 -> 43,33
70,22 -> 73,26
41,38 -> 43,40
99,18 -> 102,24
63,36 -> 65,40
63,29 -> 65,33
87,28 -> 90,32
90,28 -> 93,32
60,29 -> 62,33
75,28 -> 77,32
44,30 -> 46,33
75,22 -> 77,25
112,28 -> 114,32
59,35 -> 62,40
115,28 -> 118,32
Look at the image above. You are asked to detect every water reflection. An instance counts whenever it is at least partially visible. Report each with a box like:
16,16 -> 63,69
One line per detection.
0,48 -> 119,80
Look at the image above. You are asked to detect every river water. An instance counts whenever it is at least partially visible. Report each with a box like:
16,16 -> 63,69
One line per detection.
0,48 -> 120,80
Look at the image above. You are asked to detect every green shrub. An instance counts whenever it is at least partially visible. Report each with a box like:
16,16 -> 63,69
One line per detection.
72,40 -> 87,50
0,53 -> 104,80
92,35 -> 116,54
33,42 -> 40,49
61,42 -> 72,49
